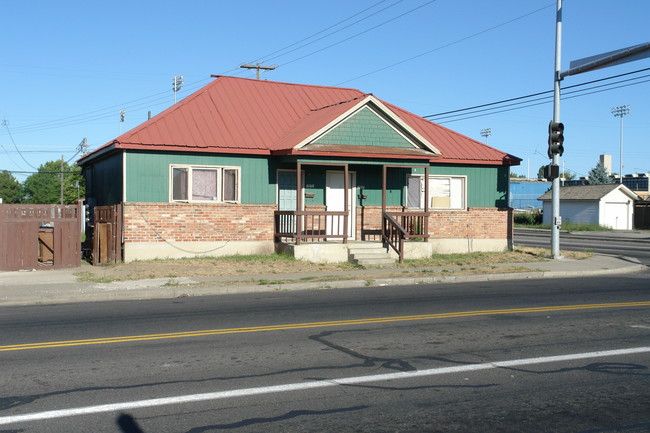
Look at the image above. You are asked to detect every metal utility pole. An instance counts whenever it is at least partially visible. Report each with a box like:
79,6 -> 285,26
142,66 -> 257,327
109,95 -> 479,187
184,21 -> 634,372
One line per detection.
480,128 -> 492,145
550,0 -> 563,259
240,63 -> 276,80
611,105 -> 631,183
172,74 -> 184,104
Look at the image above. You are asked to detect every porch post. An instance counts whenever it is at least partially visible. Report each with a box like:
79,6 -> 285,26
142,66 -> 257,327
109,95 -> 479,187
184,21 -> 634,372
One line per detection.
424,164 -> 429,241
381,165 -> 387,240
296,162 -> 302,245
382,165 -> 387,213
343,164 -> 349,244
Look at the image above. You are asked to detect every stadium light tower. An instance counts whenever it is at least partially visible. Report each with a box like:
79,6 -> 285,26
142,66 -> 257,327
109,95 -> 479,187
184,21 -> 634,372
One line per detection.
611,105 -> 630,184
173,74 -> 184,104
480,128 -> 492,145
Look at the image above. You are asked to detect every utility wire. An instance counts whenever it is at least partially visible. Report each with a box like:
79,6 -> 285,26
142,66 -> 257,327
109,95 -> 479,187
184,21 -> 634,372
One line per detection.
279,0 -> 439,67
249,0 -> 394,64
431,72 -> 650,122
338,1 -> 555,85
436,76 -> 650,124
2,119 -> 38,170
426,66 -> 650,119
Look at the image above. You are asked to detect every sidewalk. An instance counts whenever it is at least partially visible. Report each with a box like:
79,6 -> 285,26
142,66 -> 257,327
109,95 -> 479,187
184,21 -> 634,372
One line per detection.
0,254 -> 645,307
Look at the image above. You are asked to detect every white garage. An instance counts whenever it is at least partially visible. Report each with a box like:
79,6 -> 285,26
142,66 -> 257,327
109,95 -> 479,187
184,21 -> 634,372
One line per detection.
539,184 -> 639,230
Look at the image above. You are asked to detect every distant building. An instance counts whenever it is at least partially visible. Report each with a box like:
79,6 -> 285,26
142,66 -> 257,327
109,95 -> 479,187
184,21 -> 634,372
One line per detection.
538,184 -> 640,230
509,179 -> 550,210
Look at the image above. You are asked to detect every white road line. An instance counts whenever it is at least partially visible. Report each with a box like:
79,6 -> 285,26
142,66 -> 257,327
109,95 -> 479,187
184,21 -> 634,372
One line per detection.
2,346 -> 649,426
631,325 -> 650,329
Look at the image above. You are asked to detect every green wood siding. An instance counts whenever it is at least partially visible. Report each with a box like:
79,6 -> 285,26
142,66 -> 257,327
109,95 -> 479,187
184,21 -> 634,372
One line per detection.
83,152 -> 123,206
313,106 -> 414,148
125,151 -> 276,204
412,165 -> 509,208
122,151 -> 508,208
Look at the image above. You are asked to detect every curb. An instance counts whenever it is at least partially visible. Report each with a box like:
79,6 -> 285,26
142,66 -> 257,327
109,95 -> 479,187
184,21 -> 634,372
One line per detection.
1,258 -> 644,307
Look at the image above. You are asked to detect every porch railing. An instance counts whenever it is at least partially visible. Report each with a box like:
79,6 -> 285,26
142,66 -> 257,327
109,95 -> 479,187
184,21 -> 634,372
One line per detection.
382,211 -> 429,262
274,210 -> 348,244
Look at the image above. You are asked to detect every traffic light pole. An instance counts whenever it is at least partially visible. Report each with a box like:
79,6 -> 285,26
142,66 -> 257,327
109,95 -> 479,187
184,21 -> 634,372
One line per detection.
551,0 -> 562,259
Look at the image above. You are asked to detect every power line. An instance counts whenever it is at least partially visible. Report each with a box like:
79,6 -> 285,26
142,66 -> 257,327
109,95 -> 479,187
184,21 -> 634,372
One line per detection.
1,76 -> 213,136
2,118 -> 38,170
279,0 -> 439,67
337,2 -> 555,85
425,66 -> 650,119
249,0 -> 394,65
434,75 -> 650,124
431,73 -> 650,122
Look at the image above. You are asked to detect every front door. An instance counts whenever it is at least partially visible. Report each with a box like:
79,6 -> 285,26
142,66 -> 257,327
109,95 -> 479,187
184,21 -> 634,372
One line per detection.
278,170 -> 301,234
326,171 -> 356,240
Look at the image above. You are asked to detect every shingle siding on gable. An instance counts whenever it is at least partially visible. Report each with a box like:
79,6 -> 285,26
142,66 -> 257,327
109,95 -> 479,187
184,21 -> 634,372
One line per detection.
313,106 -> 413,148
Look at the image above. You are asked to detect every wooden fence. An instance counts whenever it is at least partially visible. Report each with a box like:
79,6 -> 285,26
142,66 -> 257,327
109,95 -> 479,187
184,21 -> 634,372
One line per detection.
92,204 -> 122,265
0,204 -> 81,271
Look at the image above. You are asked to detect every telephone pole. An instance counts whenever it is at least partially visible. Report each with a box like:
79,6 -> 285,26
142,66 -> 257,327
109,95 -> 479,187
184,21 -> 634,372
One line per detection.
240,63 -> 277,79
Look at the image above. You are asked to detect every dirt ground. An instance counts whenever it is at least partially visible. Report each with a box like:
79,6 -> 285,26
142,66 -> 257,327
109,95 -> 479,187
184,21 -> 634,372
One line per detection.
74,247 -> 590,283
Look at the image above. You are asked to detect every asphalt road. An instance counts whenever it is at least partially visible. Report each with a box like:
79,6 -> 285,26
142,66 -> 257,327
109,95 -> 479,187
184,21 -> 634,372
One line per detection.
2,270 -> 650,432
515,228 -> 650,265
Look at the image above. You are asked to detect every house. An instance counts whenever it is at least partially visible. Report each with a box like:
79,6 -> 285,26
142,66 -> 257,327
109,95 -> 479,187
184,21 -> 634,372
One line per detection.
538,184 -> 639,230
78,76 -> 520,263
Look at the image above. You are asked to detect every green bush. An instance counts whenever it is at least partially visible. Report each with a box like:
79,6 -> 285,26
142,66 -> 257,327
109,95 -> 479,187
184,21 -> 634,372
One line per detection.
514,210 -> 542,226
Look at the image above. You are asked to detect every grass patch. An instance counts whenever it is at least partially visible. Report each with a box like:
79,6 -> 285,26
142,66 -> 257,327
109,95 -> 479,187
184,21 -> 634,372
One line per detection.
515,222 -> 613,231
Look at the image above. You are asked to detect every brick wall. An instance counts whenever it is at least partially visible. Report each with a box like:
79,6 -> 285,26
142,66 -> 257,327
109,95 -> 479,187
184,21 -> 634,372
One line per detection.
122,203 -> 276,243
122,203 -> 512,245
357,206 -> 512,240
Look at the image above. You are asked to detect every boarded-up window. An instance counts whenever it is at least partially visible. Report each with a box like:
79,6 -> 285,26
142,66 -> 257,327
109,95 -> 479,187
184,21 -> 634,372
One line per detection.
407,175 -> 466,210
170,165 -> 240,203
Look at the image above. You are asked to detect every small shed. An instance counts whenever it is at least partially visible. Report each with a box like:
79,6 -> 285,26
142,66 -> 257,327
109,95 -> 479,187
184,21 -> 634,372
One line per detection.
538,184 -> 639,230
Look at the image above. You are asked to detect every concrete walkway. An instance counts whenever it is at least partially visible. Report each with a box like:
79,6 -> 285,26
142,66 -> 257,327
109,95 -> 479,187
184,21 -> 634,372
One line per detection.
0,254 -> 645,307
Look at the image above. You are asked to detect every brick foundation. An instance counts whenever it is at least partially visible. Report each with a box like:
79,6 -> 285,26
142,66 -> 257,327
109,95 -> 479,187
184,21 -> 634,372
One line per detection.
122,202 -> 277,243
357,206 -> 513,240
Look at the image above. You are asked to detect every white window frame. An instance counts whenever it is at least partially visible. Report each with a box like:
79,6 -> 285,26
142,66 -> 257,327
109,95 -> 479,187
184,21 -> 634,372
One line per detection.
407,174 -> 467,211
169,164 -> 241,203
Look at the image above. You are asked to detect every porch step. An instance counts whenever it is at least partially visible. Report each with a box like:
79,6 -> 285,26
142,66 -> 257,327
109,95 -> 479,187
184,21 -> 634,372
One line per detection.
348,243 -> 396,267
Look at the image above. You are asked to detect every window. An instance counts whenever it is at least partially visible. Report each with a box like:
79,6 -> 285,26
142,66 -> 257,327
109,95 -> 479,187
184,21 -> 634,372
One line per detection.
407,175 -> 466,210
170,165 -> 240,203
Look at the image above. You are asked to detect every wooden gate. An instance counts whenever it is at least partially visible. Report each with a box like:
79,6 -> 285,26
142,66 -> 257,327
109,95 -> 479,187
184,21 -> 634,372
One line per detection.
0,204 -> 82,271
92,204 -> 123,265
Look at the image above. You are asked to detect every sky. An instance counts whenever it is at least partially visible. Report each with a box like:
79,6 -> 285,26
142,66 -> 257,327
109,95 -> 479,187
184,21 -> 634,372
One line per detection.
2,0 -> 649,183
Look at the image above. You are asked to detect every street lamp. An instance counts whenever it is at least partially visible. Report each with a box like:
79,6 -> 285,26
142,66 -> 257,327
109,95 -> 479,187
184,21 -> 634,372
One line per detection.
611,105 -> 631,184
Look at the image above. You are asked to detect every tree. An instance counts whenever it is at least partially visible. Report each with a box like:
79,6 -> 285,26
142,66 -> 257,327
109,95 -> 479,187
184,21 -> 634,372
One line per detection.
537,165 -> 546,179
587,161 -> 612,185
0,170 -> 22,203
22,160 -> 85,204
561,170 -> 576,181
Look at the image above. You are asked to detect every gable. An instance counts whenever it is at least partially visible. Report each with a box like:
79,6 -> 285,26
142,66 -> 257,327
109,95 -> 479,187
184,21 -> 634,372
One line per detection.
312,106 -> 416,149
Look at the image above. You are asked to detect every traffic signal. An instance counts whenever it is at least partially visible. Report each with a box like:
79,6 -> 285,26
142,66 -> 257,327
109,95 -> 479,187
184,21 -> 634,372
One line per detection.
547,121 -> 564,157
544,163 -> 560,181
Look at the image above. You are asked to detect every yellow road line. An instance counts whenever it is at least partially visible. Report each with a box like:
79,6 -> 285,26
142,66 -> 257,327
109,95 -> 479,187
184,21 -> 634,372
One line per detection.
2,301 -> 649,352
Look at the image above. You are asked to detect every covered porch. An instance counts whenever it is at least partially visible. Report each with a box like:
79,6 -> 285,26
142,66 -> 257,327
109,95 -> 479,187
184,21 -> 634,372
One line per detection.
273,160 -> 431,263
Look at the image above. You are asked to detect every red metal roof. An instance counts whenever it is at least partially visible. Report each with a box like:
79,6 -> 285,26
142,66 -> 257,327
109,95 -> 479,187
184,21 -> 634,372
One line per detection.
79,76 -> 520,166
